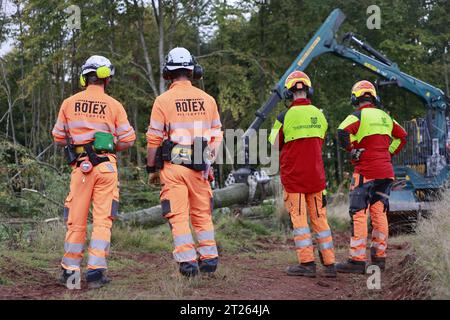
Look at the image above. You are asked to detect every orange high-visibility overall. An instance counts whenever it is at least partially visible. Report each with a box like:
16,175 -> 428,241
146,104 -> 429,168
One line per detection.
52,85 -> 136,271
146,80 -> 222,270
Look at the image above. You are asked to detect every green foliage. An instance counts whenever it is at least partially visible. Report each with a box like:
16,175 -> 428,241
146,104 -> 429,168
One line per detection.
0,139 -> 68,218
0,0 -> 448,217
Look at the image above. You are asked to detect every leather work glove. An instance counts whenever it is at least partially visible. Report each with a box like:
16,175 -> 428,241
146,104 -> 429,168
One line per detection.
351,148 -> 365,162
147,171 -> 160,187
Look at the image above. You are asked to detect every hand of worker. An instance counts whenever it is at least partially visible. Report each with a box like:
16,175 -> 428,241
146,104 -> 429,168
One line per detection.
208,167 -> 215,182
147,171 -> 160,187
351,148 -> 365,162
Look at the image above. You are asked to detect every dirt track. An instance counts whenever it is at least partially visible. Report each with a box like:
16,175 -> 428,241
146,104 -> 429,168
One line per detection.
0,233 -> 411,300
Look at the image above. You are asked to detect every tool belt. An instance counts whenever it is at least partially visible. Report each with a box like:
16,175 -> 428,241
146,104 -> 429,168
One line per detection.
64,132 -> 115,167
65,143 -> 111,167
158,137 -> 209,172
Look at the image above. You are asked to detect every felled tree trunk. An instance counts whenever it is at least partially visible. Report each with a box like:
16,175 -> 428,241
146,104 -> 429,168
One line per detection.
117,176 -> 281,228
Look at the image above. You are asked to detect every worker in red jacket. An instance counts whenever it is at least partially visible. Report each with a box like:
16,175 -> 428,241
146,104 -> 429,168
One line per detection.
336,80 -> 407,274
269,71 -> 336,278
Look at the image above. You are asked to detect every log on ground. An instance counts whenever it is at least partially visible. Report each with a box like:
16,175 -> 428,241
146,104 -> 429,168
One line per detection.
117,176 -> 280,228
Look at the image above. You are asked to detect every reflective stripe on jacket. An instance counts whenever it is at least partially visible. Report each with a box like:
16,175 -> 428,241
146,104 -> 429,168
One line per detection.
52,85 -> 136,145
146,80 -> 223,150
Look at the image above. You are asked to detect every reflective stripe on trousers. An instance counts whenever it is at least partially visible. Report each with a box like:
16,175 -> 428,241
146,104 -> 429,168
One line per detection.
315,229 -> 331,239
89,239 -> 111,253
351,238 -> 367,247
315,229 -> 334,250
371,242 -> 386,251
350,248 -> 367,258
173,249 -> 197,262
62,257 -> 82,269
174,233 -> 195,247
293,227 -> 310,236
87,255 -> 107,268
295,238 -> 313,248
196,230 -> 215,242
197,245 -> 218,257
64,242 -> 84,254
372,230 -> 386,241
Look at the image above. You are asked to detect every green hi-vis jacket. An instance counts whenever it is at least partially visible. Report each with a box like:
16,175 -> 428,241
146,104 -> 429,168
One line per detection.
337,107 -> 402,154
269,104 -> 328,145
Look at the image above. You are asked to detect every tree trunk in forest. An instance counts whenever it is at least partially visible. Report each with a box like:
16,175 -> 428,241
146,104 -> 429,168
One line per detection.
133,105 -> 141,165
152,0 -> 165,94
134,0 -> 159,97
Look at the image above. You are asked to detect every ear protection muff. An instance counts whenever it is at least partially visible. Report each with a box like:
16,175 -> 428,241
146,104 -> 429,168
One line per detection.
162,66 -> 171,80
96,66 -> 111,79
80,74 -> 87,87
283,89 -> 293,100
374,95 -> 381,106
162,53 -> 203,80
192,55 -> 203,80
351,94 -> 358,106
283,83 -> 313,101
79,65 -> 113,87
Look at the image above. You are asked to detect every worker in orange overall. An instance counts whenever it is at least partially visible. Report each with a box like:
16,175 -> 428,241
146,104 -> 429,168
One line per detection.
269,71 -> 336,278
336,80 -> 407,274
52,55 -> 136,288
146,47 -> 223,277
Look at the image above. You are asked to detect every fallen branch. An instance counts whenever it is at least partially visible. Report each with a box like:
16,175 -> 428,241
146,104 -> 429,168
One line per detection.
21,188 -> 63,208
8,143 -> 60,182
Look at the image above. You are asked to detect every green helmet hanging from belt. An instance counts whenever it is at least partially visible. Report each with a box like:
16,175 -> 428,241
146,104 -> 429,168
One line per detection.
269,104 -> 328,145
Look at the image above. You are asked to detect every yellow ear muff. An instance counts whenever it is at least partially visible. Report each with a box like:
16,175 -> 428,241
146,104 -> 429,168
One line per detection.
79,74 -> 86,87
96,66 -> 111,79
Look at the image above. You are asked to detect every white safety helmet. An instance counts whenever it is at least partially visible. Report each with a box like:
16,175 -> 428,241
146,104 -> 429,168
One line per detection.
80,55 -> 115,87
81,55 -> 115,76
164,47 -> 195,71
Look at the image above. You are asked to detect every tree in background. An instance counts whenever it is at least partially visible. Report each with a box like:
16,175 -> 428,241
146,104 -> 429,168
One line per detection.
0,0 -> 448,196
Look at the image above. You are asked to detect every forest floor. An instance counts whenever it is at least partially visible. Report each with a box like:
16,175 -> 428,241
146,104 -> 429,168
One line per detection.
0,229 -> 413,300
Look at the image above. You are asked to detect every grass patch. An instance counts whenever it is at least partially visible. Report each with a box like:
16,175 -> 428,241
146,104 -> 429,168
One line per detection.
407,196 -> 450,299
328,215 -> 349,233
111,224 -> 172,253
215,214 -> 283,254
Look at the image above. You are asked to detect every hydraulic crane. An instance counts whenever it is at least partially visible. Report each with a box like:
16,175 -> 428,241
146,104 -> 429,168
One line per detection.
229,8 -> 450,214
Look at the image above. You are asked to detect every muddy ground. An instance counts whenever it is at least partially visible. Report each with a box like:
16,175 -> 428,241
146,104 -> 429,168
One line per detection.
0,232 -> 412,300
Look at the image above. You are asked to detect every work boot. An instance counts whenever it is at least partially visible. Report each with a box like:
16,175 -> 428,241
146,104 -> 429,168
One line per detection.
285,262 -> 316,277
370,247 -> 386,271
86,269 -> 111,289
59,268 -> 76,286
199,257 -> 218,275
323,264 -> 337,278
336,259 -> 366,274
179,261 -> 199,278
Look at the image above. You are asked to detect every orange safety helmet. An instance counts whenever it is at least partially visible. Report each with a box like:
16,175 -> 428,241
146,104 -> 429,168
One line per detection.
284,71 -> 313,98
351,80 -> 380,106
285,71 -> 312,91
